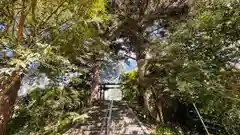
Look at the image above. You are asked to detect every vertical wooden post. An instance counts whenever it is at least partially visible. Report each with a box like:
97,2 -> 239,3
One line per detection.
91,60 -> 101,103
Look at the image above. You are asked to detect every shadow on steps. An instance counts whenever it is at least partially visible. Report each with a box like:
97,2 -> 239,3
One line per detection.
63,101 -> 155,135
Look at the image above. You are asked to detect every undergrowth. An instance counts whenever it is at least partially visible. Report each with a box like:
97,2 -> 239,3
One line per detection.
6,87 -> 90,135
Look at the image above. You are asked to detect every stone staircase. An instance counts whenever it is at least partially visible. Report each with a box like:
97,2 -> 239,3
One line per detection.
63,101 -> 151,135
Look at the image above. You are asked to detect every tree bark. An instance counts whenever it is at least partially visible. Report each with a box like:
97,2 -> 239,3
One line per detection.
136,54 -> 165,123
0,71 -> 23,135
90,61 -> 101,103
136,56 -> 150,111
17,0 -> 28,43
155,99 -> 164,123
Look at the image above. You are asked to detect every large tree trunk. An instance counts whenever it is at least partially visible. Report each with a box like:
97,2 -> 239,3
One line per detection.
0,71 -> 23,135
136,55 -> 165,123
90,61 -> 101,103
136,57 -> 148,105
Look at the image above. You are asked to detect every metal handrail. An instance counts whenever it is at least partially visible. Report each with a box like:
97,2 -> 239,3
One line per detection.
100,100 -> 114,135
193,103 -> 210,135
124,101 -> 150,135
100,101 -> 110,135
107,100 -> 114,135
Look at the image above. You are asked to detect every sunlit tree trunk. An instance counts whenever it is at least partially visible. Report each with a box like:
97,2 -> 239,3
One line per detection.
136,54 -> 152,114
0,72 -> 23,135
91,61 -> 101,103
17,0 -> 28,43
136,52 -> 165,123
155,98 -> 164,123
0,1 -> 27,133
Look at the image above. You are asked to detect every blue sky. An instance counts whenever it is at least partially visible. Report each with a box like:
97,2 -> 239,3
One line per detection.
124,59 -> 137,72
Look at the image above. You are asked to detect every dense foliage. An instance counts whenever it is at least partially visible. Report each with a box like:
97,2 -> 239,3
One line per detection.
121,0 -> 240,135
0,0 -> 108,134
7,87 -> 89,135
121,70 -> 138,103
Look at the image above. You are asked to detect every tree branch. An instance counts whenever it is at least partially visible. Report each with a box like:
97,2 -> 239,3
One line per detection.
17,0 -> 29,42
37,1 -> 66,29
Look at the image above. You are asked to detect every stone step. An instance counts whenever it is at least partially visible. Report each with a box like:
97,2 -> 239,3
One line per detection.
64,101 -> 152,135
81,131 -> 146,135
119,134 -> 145,135
82,127 -> 124,131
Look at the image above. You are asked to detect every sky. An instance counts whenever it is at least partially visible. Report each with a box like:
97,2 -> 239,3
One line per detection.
124,59 -> 137,72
